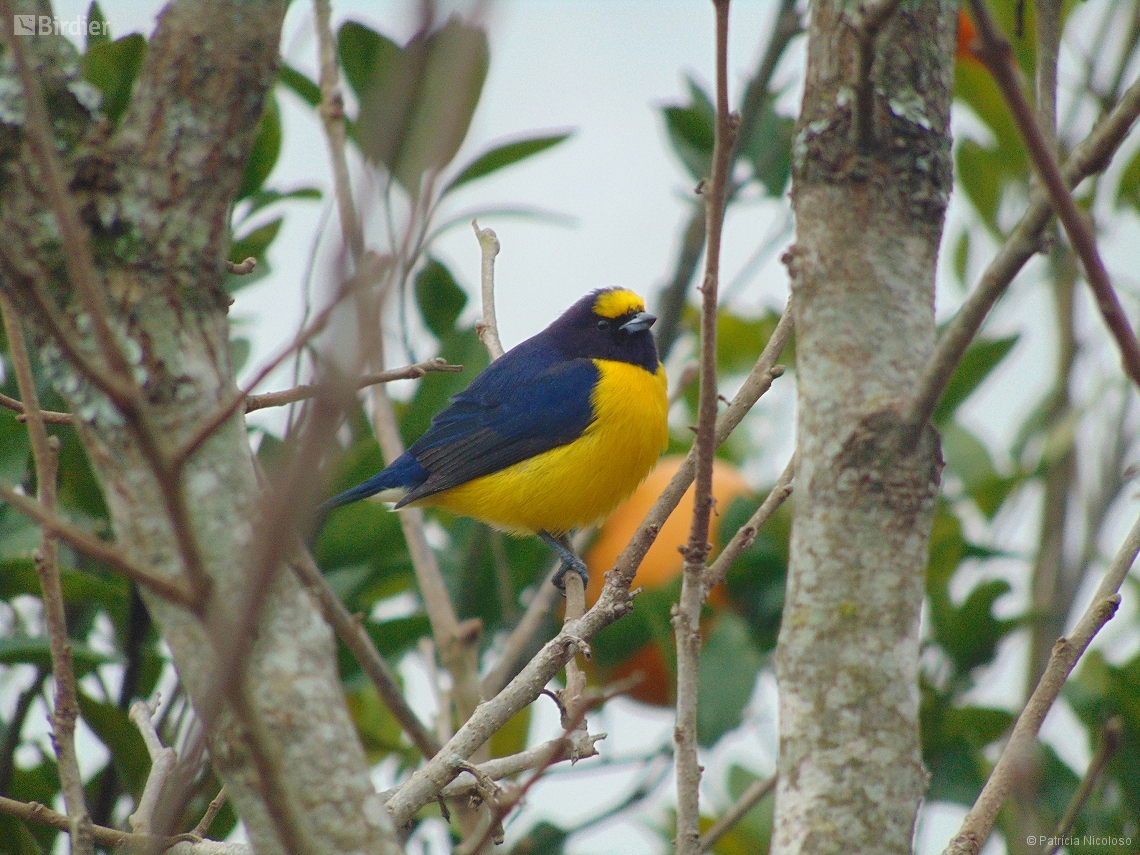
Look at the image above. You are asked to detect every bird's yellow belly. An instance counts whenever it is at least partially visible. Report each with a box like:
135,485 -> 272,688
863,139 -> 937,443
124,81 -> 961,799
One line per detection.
422,360 -> 669,535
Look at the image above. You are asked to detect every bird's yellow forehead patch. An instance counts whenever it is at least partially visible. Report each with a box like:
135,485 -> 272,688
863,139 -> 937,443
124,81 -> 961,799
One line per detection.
593,289 -> 645,319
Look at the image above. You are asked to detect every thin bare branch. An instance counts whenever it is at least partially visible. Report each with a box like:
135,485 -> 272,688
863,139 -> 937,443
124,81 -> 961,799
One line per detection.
128,700 -> 178,835
244,358 -> 462,413
699,773 -> 777,852
315,0 -> 363,262
191,786 -> 228,839
473,220 -> 505,360
676,3 -> 735,844
0,482 -> 195,605
702,452 -> 794,593
1044,717 -> 1121,855
968,0 -> 1140,389
905,74 -> 1140,435
226,257 -> 258,275
0,392 -> 72,425
0,294 -> 92,854
172,250 -> 392,469
942,511 -> 1140,855
289,549 -> 442,758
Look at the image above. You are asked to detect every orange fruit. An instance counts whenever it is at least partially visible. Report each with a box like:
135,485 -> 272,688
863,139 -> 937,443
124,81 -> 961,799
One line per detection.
584,456 -> 752,705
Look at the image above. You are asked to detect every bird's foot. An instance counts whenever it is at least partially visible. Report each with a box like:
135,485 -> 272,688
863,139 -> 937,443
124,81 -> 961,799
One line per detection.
539,532 -> 589,593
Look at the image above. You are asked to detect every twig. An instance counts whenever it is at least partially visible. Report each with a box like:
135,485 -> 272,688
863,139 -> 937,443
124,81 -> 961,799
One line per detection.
453,694 -> 604,855
473,220 -> 505,360
942,511 -> 1140,855
0,481 -> 195,605
702,452 -> 794,593
904,74 -> 1140,436
559,572 -> 590,739
0,794 -> 186,850
675,4 -> 735,850
851,0 -> 905,150
967,0 -> 1140,391
226,257 -> 257,275
0,295 -> 93,854
128,700 -> 178,835
1043,717 -> 1121,855
437,733 -> 604,799
244,358 -> 462,413
315,0 -> 363,262
699,773 -> 777,852
289,549 -> 442,758
172,250 -> 392,468
190,786 -> 228,838
480,533 -> 589,698
0,392 -> 72,425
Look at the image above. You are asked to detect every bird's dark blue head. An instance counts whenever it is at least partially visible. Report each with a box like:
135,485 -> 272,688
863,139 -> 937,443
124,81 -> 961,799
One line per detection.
545,288 -> 660,373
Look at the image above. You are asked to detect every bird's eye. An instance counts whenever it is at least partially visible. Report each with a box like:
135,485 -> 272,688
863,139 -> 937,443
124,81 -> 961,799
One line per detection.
596,319 -> 610,331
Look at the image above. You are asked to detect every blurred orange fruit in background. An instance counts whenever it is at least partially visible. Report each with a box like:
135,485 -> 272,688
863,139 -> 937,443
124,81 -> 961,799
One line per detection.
584,455 -> 752,705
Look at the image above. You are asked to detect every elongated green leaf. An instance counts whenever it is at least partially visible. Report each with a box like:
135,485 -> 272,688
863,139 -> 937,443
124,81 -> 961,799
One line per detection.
0,637 -> 116,675
445,132 -> 572,194
338,21 -> 400,101
278,63 -> 321,107
81,33 -> 146,126
354,18 -> 489,194
662,77 -> 716,182
85,1 -> 109,48
415,258 -> 467,337
236,94 -> 281,201
933,334 -> 1018,425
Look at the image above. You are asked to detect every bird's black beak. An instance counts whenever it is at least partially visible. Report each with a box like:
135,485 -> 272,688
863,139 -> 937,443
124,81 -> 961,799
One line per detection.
620,311 -> 656,333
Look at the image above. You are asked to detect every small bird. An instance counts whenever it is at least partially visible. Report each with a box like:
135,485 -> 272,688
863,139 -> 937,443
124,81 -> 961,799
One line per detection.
322,287 -> 669,587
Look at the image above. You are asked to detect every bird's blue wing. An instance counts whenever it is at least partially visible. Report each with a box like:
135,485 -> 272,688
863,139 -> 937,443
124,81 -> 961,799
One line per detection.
398,344 -> 597,505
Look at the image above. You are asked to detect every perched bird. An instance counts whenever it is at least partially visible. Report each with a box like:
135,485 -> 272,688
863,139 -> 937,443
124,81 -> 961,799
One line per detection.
322,287 -> 669,587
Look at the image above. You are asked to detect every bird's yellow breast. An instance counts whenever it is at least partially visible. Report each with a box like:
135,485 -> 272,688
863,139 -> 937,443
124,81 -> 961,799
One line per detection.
421,360 -> 669,536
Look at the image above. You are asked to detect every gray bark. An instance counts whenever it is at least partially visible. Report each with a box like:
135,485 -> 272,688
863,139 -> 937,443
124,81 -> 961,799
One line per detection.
0,2 -> 396,852
774,3 -> 956,853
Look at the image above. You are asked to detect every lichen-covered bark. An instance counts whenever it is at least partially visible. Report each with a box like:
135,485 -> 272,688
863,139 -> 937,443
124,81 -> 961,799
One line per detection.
0,2 -> 395,853
774,3 -> 955,853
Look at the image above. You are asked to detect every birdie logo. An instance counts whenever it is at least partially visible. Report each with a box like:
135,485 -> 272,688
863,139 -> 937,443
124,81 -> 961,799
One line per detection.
12,14 -> 109,37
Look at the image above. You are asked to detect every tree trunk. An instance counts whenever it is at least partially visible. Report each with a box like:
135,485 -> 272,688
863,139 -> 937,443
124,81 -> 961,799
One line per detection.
774,3 -> 955,853
0,2 -> 395,852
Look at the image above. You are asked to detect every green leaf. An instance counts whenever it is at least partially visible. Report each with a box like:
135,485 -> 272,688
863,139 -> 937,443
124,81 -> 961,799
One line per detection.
229,217 -> 282,265
354,17 -> 489,193
445,132 -> 573,194
931,578 -> 1020,675
1115,145 -> 1140,210
236,94 -> 282,201
940,420 -> 1019,517
85,2 -> 109,48
697,611 -> 763,745
0,636 -> 116,676
952,230 -> 970,288
414,258 -> 467,337
230,337 -> 251,374
662,77 -> 716,182
346,683 -> 416,762
338,21 -> 400,102
278,63 -> 322,108
76,693 -> 150,794
933,335 -> 1018,425
242,187 -> 322,217
81,34 -> 146,126
739,99 -> 794,197
716,310 -> 782,375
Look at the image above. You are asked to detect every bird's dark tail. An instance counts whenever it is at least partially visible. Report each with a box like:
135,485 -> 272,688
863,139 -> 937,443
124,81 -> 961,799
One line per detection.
319,470 -> 403,514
